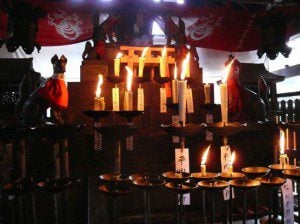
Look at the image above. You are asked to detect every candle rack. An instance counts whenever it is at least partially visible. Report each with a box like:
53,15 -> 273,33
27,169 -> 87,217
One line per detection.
130,174 -> 166,224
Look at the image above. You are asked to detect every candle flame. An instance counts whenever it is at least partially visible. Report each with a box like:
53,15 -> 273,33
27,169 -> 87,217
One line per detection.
162,46 -> 167,57
125,66 -> 133,92
180,53 -> 190,80
174,64 -> 177,80
222,59 -> 235,83
279,129 -> 285,154
229,151 -> 235,166
201,145 -> 211,165
95,74 -> 103,98
116,52 -> 123,59
141,47 -> 149,58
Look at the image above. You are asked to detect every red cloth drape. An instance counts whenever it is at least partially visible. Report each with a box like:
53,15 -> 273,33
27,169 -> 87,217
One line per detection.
37,78 -> 68,110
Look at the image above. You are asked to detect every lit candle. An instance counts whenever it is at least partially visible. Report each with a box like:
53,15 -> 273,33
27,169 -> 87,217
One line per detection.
94,74 -> 105,110
114,52 -> 123,76
172,64 -> 178,104
228,151 -> 235,174
124,66 -> 133,111
138,47 -> 149,77
185,52 -> 190,78
177,54 -> 189,126
279,129 -> 289,167
220,59 -> 234,123
201,145 -> 211,176
159,46 -> 168,77
204,83 -> 211,104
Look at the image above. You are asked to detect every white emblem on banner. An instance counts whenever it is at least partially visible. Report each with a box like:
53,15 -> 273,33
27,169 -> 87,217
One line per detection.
281,179 -> 294,224
189,14 -> 222,41
175,148 -> 190,205
48,9 -> 83,40
221,145 -> 234,200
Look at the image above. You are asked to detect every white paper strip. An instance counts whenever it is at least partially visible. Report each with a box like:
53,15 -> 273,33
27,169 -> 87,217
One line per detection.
186,88 -> 194,113
206,114 -> 213,141
137,88 -> 144,111
281,179 -> 294,224
172,115 -> 180,143
221,145 -> 234,200
112,87 -> 120,111
160,88 -> 167,113
175,148 -> 190,205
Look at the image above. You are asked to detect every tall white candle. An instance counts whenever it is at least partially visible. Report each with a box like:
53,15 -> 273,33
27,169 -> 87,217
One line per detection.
204,83 -> 211,104
159,46 -> 168,77
138,47 -> 149,77
172,64 -> 178,104
200,145 -> 210,176
114,53 -> 123,76
124,67 -> 133,111
220,59 -> 234,123
279,129 -> 289,166
185,52 -> 190,78
178,54 -> 189,126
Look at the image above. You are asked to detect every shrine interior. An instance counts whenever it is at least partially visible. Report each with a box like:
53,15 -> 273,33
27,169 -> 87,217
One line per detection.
0,0 -> 300,224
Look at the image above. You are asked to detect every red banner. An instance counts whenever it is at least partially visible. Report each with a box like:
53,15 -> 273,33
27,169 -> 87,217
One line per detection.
0,2 -> 299,51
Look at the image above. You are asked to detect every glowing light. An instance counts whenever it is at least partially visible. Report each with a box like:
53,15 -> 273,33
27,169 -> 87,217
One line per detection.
279,129 -> 285,154
222,59 -> 235,83
229,151 -> 236,166
180,53 -> 190,80
201,145 -> 211,165
125,66 -> 133,92
141,47 -> 149,58
116,52 -> 123,59
95,74 -> 103,98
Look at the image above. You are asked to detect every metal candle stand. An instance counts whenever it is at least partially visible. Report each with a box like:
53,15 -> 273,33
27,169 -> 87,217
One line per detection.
130,174 -> 166,224
198,179 -> 229,224
0,127 -> 34,224
256,175 -> 286,224
84,109 -> 143,224
162,171 -> 197,224
191,172 -> 219,224
99,174 -> 131,224
35,123 -> 84,224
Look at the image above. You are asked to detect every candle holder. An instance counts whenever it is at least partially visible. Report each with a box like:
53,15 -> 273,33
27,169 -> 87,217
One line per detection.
99,174 -> 131,224
130,174 -> 166,224
135,76 -> 149,84
191,172 -> 218,223
229,178 -> 261,224
160,123 -> 206,138
162,171 -> 190,184
242,166 -> 271,179
153,76 -> 171,85
83,110 -> 112,122
116,111 -> 144,122
35,123 -> 84,192
256,176 -> 286,224
106,76 -> 125,84
207,122 -> 246,136
165,181 -> 198,224
198,179 -> 229,224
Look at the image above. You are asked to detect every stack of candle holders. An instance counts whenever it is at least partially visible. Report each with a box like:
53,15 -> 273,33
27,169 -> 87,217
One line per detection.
0,126 -> 34,223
